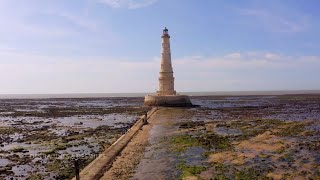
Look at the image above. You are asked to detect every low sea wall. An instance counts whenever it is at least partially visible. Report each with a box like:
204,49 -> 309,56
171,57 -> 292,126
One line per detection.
72,107 -> 158,180
144,95 -> 192,107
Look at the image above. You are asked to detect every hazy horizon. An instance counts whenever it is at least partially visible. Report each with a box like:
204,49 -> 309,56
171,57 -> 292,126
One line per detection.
1,90 -> 320,99
1,0 -> 320,94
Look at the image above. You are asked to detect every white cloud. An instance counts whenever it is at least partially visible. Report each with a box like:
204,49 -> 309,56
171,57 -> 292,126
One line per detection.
174,52 -> 305,71
264,53 -> 281,60
298,56 -> 320,63
0,50 -> 319,94
97,0 -> 157,9
224,52 -> 241,59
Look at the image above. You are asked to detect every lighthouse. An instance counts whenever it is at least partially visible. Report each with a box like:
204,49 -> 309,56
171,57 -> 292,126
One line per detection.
144,27 -> 192,107
157,27 -> 176,96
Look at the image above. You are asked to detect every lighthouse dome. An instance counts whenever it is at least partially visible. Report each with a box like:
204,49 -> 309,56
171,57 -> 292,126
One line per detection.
163,27 -> 168,34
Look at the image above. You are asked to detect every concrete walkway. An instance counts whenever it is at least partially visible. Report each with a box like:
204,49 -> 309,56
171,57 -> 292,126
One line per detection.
102,108 -> 189,180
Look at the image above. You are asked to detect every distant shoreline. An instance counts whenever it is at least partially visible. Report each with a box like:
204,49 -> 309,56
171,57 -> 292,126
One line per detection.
0,90 -> 320,99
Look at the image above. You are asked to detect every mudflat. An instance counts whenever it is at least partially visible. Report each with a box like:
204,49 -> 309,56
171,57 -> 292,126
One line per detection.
104,95 -> 320,179
0,97 -> 150,179
1,95 -> 319,179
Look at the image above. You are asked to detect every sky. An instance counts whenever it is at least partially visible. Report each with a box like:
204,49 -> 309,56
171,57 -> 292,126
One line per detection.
0,0 -> 320,94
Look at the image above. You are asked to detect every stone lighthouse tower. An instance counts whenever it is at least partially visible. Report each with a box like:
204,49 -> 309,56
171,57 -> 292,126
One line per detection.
144,27 -> 192,107
157,27 -> 176,96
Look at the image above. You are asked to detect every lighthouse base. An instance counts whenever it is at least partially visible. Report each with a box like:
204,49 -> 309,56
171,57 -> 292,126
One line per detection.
144,95 -> 192,107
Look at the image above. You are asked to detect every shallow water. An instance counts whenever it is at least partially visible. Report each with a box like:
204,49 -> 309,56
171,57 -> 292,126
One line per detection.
0,158 -> 11,166
191,95 -> 320,121
183,147 -> 207,166
191,96 -> 277,108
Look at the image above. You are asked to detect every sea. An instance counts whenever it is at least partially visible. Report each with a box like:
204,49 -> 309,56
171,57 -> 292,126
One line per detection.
0,90 -> 319,99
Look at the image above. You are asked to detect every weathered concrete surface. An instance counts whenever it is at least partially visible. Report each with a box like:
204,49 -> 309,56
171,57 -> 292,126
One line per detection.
100,115 -> 152,180
130,108 -> 184,180
101,108 -> 189,180
72,108 -> 158,180
144,95 -> 192,107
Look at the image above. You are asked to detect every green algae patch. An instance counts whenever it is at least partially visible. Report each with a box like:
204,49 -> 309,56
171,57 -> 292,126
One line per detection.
23,130 -> 59,143
46,159 -> 75,179
54,143 -> 72,151
43,149 -> 57,155
228,118 -> 286,140
275,122 -> 308,137
27,173 -> 44,180
176,161 -> 206,180
170,133 -> 233,153
171,134 -> 201,152
45,152 -> 95,179
198,133 -> 232,151
177,121 -> 205,129
170,132 -> 232,153
0,127 -> 22,134
209,163 -> 269,180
